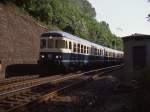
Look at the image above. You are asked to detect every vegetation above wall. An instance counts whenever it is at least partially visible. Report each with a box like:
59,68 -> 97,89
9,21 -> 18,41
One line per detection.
3,0 -> 123,50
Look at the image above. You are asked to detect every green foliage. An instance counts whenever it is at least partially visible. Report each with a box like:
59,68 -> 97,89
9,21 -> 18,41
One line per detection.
6,0 -> 123,50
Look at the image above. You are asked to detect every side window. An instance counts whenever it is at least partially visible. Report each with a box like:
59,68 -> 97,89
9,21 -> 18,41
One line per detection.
65,41 -> 68,48
73,43 -> 77,52
94,48 -> 96,55
109,52 -> 110,57
110,52 -> 112,57
104,50 -> 106,56
113,53 -> 115,58
40,39 -> 46,48
91,47 -> 94,55
87,47 -> 89,54
78,44 -> 80,53
81,45 -> 84,53
101,50 -> 103,56
84,46 -> 86,53
88,47 -> 91,54
69,41 -> 72,49
100,49 -> 101,55
55,40 -> 65,48
106,52 -> 108,57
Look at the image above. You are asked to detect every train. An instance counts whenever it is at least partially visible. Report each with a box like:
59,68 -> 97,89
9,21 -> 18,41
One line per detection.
38,31 -> 123,71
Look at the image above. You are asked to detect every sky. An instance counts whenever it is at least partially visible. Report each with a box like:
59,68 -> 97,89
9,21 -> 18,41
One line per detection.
88,0 -> 150,37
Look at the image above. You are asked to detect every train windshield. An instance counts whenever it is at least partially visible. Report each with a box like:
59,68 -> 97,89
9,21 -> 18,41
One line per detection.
48,39 -> 54,48
47,39 -> 66,49
40,38 -> 66,49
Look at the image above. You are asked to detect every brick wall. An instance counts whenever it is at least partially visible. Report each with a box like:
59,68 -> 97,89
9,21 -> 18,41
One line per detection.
0,4 -> 48,78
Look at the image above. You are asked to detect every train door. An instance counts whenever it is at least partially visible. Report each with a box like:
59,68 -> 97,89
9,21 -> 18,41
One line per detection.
132,46 -> 146,70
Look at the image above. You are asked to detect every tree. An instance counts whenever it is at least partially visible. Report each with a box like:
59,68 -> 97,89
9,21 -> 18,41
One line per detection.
6,0 -> 123,49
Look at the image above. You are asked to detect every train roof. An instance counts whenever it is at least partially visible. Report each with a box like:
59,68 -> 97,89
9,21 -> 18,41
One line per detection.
41,31 -> 123,53
42,31 -> 95,46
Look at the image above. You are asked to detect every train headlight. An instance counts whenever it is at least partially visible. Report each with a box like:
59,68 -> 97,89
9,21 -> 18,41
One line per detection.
55,55 -> 61,59
56,55 -> 59,59
41,55 -> 45,58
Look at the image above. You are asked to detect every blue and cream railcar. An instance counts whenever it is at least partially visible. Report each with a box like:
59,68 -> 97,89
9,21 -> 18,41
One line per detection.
38,31 -> 123,70
103,46 -> 123,65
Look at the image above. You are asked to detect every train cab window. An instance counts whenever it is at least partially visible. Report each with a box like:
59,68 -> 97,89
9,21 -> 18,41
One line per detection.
55,40 -> 65,48
78,44 -> 80,53
48,39 -> 54,48
40,39 -> 46,48
69,42 -> 72,49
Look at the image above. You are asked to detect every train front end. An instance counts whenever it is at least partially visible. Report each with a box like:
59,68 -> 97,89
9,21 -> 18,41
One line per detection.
38,32 -> 71,70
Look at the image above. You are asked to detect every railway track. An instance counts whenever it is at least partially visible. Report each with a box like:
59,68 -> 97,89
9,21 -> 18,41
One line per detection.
0,64 -> 123,112
0,75 -> 40,86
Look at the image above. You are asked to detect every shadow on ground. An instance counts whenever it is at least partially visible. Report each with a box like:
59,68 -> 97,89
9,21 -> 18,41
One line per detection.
5,64 -> 62,77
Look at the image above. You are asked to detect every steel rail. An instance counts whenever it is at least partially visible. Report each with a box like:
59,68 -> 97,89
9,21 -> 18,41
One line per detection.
0,75 -> 39,85
6,76 -> 90,112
